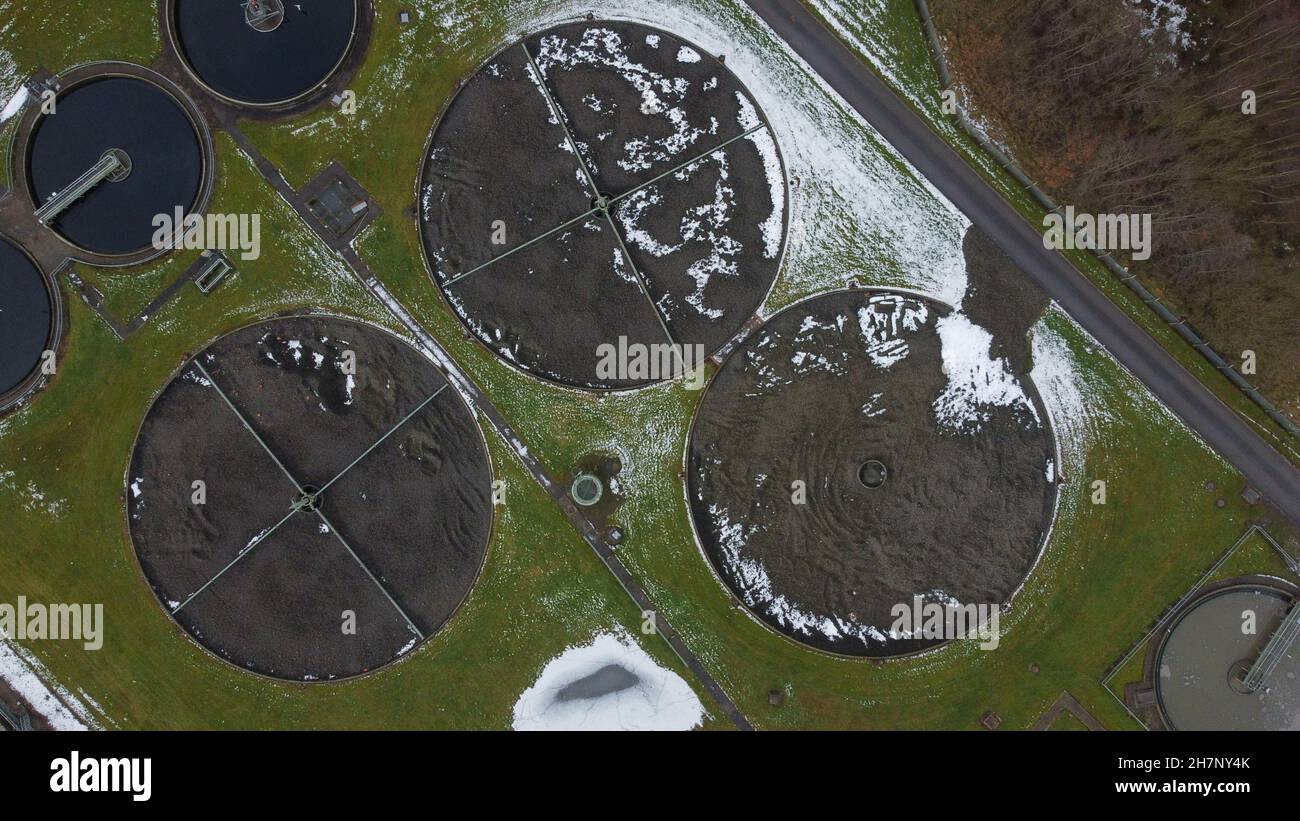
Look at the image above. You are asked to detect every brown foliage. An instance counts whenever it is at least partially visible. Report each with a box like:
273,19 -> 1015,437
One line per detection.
932,0 -> 1300,416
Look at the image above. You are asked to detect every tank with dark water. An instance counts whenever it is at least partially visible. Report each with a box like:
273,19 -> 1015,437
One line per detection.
27,77 -> 203,257
172,0 -> 357,105
0,239 -> 52,398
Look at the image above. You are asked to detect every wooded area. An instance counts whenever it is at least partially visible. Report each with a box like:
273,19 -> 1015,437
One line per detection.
931,0 -> 1299,417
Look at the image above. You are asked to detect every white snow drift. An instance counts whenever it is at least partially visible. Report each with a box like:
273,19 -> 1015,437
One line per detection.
512,631 -> 703,730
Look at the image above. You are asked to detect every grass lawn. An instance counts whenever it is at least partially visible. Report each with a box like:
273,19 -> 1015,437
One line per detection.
0,9 -> 716,727
1049,711 -> 1090,731
242,0 -> 1300,730
0,0 -> 1295,730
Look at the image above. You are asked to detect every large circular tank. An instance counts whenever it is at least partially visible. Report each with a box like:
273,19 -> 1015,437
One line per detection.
170,0 -> 359,106
687,289 -> 1056,656
128,315 -> 494,681
26,75 -> 205,257
419,21 -> 788,389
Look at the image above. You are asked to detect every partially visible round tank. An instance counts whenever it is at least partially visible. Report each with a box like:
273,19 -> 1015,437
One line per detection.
1155,584 -> 1300,731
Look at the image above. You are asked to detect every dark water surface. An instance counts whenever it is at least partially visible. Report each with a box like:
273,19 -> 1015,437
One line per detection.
0,239 -> 51,396
174,0 -> 356,104
27,77 -> 203,256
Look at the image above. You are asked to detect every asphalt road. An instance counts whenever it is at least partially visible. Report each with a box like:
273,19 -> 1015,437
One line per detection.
744,0 -> 1300,528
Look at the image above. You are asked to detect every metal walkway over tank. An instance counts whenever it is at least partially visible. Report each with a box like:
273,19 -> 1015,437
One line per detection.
34,148 -> 131,225
1243,600 -> 1300,692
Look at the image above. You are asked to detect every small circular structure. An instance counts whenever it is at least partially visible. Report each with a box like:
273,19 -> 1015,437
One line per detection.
1226,659 -> 1255,695
244,0 -> 285,32
293,485 -> 324,513
103,148 -> 133,182
571,473 -> 604,507
1154,583 -> 1300,730
24,71 -> 207,259
128,315 -> 494,681
170,0 -> 359,107
858,459 -> 887,489
420,21 -> 788,389
687,289 -> 1056,657
0,238 -> 56,411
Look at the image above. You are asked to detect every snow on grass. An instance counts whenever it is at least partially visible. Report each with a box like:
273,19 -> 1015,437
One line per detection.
512,629 -> 703,730
0,639 -> 95,730
0,31 -> 25,136
1030,310 -> 1096,471
0,469 -> 68,520
0,41 -> 19,102
579,385 -> 692,528
365,1 -> 474,123
1029,305 -> 1217,472
478,0 -> 971,308
803,0 -> 926,112
0,83 -> 26,124
932,312 -> 1037,433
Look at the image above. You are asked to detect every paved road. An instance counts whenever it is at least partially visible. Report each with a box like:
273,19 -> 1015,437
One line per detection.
744,0 -> 1300,528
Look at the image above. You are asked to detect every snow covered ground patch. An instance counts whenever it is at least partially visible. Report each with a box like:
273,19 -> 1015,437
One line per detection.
0,84 -> 26,124
933,312 -> 1036,432
512,630 -> 703,730
0,42 -> 19,104
0,640 -> 95,730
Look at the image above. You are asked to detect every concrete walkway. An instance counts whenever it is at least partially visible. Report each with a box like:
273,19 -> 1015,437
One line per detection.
1032,691 -> 1107,731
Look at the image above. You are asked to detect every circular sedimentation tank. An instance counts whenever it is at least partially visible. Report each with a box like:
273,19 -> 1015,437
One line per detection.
687,289 -> 1057,657
0,238 -> 54,405
26,74 -> 205,258
170,0 -> 359,106
419,21 -> 788,389
1155,583 -> 1300,730
127,315 -> 493,681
